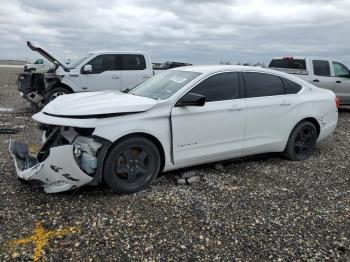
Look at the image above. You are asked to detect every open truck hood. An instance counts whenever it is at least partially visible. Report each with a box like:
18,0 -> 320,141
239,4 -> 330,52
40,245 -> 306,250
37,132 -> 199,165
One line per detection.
27,41 -> 69,72
40,91 -> 157,118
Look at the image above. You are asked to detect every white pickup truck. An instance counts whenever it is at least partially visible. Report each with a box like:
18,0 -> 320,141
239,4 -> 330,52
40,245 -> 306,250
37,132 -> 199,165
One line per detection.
24,58 -> 51,72
18,41 -> 154,110
268,57 -> 350,105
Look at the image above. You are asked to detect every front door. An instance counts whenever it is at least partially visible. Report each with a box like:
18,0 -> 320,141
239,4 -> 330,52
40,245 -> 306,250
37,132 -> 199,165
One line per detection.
79,54 -> 122,92
332,60 -> 350,104
171,72 -> 246,165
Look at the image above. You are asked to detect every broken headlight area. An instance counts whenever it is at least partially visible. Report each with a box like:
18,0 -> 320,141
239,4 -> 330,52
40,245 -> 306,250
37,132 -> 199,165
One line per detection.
9,126 -> 103,193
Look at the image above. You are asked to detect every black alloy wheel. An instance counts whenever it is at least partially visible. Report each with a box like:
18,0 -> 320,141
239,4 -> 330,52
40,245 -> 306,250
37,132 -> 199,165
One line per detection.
283,121 -> 317,161
103,136 -> 161,193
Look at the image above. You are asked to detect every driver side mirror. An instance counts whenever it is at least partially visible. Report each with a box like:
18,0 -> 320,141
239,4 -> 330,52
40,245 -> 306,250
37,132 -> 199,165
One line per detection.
175,93 -> 206,107
83,64 -> 92,73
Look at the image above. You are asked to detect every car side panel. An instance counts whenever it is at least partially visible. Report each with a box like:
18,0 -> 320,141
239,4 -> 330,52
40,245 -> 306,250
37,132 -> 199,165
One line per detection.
293,89 -> 338,142
244,94 -> 300,154
93,107 -> 173,170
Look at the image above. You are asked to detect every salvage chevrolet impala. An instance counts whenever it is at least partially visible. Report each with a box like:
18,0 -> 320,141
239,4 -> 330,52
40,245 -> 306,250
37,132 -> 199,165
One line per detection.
9,65 -> 338,193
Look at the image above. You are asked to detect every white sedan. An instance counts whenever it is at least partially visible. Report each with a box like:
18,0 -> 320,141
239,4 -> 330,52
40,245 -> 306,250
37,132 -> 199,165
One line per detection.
9,65 -> 338,193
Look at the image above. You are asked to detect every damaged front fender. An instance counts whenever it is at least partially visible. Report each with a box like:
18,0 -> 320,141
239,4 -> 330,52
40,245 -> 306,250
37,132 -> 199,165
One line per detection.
9,140 -> 93,193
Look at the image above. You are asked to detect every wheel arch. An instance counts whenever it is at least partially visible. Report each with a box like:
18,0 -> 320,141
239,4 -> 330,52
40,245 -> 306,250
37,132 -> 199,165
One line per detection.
297,117 -> 321,138
106,132 -> 166,172
284,117 -> 321,151
50,83 -> 73,93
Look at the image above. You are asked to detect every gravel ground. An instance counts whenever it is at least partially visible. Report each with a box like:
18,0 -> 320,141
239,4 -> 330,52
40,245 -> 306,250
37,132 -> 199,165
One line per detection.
0,67 -> 349,261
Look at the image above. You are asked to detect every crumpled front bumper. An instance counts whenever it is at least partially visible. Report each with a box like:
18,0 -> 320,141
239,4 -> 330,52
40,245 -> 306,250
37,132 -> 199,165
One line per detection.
9,139 -> 93,193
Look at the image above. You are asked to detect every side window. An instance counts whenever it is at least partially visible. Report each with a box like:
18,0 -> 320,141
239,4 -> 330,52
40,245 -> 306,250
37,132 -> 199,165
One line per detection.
122,55 -> 146,70
282,78 -> 302,94
313,60 -> 331,76
332,61 -> 350,77
244,72 -> 284,98
87,54 -> 121,74
35,59 -> 43,64
189,72 -> 240,102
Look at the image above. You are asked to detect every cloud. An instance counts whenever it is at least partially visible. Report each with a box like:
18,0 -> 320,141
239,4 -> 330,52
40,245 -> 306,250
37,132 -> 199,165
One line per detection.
1,0 -> 350,65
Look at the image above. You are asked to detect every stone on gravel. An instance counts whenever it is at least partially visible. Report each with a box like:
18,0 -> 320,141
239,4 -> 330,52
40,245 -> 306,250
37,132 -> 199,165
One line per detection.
214,163 -> 224,171
181,170 -> 197,179
176,178 -> 187,185
187,176 -> 201,184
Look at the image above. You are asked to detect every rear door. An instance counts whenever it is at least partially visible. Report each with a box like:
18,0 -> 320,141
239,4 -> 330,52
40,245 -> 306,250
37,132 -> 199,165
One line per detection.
171,72 -> 246,165
332,60 -> 350,104
310,59 -> 334,90
243,72 -> 299,154
79,54 -> 122,92
121,54 -> 152,90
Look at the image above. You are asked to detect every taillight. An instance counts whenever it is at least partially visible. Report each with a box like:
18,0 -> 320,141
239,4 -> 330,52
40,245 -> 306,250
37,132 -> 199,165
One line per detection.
335,97 -> 340,108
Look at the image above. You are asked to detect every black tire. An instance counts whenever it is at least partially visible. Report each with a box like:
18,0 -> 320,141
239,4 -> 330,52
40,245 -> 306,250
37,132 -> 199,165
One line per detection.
103,136 -> 161,193
283,121 -> 318,161
45,87 -> 71,104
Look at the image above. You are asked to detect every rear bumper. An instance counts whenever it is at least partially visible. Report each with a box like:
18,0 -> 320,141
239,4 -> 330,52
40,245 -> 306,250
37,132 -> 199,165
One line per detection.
9,139 -> 93,193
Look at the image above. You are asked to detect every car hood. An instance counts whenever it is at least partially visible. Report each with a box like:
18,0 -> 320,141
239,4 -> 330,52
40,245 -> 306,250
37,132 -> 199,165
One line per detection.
27,41 -> 69,71
42,91 -> 158,117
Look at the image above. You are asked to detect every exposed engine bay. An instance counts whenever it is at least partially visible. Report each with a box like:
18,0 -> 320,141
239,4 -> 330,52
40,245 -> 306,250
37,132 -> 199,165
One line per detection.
17,66 -> 61,111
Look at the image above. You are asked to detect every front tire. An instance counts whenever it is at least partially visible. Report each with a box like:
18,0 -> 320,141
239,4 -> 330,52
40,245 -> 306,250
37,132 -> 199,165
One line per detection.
45,87 -> 71,104
283,121 -> 318,161
103,136 -> 161,193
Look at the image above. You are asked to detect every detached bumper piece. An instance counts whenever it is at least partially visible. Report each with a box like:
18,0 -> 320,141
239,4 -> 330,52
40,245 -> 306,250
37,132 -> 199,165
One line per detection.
9,139 -> 93,193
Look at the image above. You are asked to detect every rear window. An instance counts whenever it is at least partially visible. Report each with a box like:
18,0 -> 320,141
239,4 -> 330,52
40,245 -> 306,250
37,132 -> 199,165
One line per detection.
282,78 -> 302,94
244,72 -> 285,98
269,59 -> 306,70
122,55 -> 146,70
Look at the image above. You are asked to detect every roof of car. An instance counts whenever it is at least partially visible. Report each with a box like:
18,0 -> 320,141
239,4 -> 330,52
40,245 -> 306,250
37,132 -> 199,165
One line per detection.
172,65 -> 280,75
88,51 -> 148,55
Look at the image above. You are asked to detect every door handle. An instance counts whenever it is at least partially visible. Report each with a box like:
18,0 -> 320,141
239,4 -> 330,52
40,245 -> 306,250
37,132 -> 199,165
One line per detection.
336,80 -> 342,83
280,101 -> 292,106
313,79 -> 320,83
230,105 -> 243,111
143,75 -> 151,79
112,76 -> 120,79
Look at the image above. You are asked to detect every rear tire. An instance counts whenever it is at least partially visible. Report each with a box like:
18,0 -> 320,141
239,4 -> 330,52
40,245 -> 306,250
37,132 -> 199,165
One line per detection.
283,121 -> 317,161
45,87 -> 71,104
103,136 -> 161,193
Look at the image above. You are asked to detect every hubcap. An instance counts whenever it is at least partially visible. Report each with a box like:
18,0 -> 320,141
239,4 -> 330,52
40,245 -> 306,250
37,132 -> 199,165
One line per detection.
294,127 -> 314,157
114,147 -> 150,183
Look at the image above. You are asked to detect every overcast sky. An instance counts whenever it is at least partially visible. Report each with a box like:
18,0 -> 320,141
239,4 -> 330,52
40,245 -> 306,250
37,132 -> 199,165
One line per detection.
1,0 -> 350,65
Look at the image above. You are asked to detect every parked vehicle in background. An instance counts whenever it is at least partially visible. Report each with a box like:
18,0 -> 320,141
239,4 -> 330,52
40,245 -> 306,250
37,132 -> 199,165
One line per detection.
17,41 -> 154,111
153,61 -> 192,70
153,61 -> 192,75
23,58 -> 51,72
268,57 -> 350,105
9,65 -> 338,194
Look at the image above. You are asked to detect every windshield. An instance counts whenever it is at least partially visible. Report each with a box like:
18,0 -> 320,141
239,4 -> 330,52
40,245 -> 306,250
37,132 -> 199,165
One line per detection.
127,70 -> 201,100
68,53 -> 94,69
